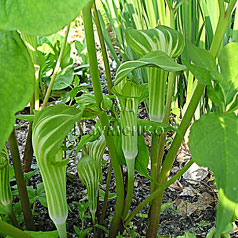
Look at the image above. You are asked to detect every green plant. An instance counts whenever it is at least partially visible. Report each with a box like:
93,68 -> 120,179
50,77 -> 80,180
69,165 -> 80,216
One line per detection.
73,201 -> 92,238
0,1 -> 238,238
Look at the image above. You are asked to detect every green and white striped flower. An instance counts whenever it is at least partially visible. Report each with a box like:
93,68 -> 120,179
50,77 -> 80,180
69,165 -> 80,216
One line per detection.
84,135 -> 106,180
77,135 -> 106,224
0,146 -> 12,215
126,25 -> 185,122
32,105 -> 83,238
112,78 -> 142,218
112,78 -> 141,164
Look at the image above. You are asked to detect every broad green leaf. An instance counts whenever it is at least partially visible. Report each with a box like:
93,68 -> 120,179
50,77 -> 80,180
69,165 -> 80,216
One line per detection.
7,230 -> 59,238
37,182 -> 47,208
189,113 -> 238,237
135,136 -> 148,174
135,135 -> 153,182
15,114 -> 35,122
206,223 -> 233,238
177,233 -> 196,238
32,104 -> 83,235
176,233 -> 197,238
0,0 -> 90,36
99,189 -> 117,201
187,43 -> 221,82
125,26 -> 184,58
207,83 -> 226,111
219,43 -> 238,104
0,31 -> 34,152
115,51 -> 186,86
52,65 -> 74,90
24,230 -> 58,238
183,61 -> 212,86
75,93 -> 113,117
139,84 -> 149,103
227,93 -> 238,113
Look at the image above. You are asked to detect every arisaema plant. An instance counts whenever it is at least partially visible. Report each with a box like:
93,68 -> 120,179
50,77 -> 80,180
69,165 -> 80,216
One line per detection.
0,146 -> 17,227
125,25 -> 185,122
32,105 -> 83,238
77,135 -> 106,225
112,78 -> 141,218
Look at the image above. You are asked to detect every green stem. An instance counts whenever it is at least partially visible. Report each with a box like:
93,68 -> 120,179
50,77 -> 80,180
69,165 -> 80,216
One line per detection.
23,122 -> 33,172
0,221 -> 33,238
150,134 -> 159,194
125,160 -> 194,227
156,72 -> 176,178
99,163 -> 112,225
226,0 -> 238,18
7,205 -> 19,228
82,2 -> 124,237
122,159 -> 135,219
41,24 -> 70,109
55,223 -> 67,238
34,66 -> 40,110
218,0 -> 225,16
92,1 -> 113,95
8,130 -> 35,231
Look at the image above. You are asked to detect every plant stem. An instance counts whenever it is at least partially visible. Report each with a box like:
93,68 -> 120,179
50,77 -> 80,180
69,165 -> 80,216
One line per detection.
41,24 -> 70,109
146,3 -> 235,236
122,159 -> 135,219
34,66 -> 40,110
92,1 -> 113,95
82,2 -> 124,237
23,122 -> 33,172
99,162 -> 112,225
125,160 -> 194,226
55,223 -> 67,238
150,134 -> 159,194
6,204 -> 19,228
8,130 -> 35,231
156,72 -> 176,178
0,221 -> 33,238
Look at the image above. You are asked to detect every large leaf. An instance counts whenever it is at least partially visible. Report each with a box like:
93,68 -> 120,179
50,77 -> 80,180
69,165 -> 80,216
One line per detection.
189,112 -> 238,237
52,65 -> 74,90
0,31 -> 34,152
6,230 -> 59,238
187,42 -> 222,82
32,104 -> 83,233
135,135 -> 150,178
183,61 -> 212,86
219,43 -> 238,104
115,51 -> 186,86
0,0 -> 89,36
